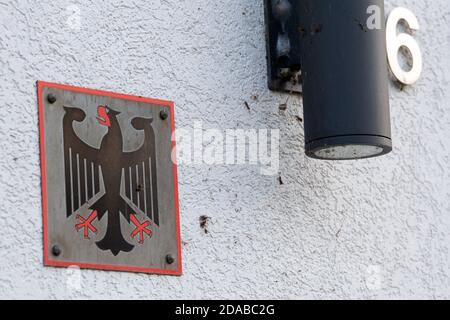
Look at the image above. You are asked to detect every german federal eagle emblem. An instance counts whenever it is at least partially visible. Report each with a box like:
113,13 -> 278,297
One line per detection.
38,81 -> 182,275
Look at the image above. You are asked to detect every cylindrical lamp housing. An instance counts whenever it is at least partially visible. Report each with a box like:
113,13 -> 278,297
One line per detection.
297,0 -> 391,160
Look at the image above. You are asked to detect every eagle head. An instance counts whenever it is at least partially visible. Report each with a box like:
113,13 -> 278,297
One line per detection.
96,105 -> 120,127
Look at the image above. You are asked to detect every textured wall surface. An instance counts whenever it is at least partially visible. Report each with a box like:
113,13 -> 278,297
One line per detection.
0,0 -> 449,299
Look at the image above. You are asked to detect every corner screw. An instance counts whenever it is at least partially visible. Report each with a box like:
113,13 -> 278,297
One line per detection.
160,109 -> 169,120
47,93 -> 57,104
51,245 -> 61,257
166,254 -> 175,264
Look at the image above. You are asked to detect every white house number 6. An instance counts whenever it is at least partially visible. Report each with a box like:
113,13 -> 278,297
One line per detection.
385,7 -> 423,85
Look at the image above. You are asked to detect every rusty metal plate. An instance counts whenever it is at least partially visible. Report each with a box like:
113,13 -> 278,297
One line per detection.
37,81 -> 182,275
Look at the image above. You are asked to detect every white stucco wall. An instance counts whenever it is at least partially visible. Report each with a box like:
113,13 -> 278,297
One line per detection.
0,0 -> 449,299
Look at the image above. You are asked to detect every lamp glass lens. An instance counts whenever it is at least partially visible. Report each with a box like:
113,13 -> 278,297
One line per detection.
314,144 -> 384,160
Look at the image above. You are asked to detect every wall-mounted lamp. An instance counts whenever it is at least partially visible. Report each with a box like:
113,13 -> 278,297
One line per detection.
265,0 -> 392,160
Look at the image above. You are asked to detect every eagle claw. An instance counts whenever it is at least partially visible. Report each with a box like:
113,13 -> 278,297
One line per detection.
75,210 -> 98,239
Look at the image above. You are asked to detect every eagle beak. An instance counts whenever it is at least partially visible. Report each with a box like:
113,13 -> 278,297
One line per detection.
96,105 -> 111,127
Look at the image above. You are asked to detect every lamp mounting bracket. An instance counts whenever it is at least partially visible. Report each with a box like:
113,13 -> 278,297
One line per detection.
264,0 -> 302,94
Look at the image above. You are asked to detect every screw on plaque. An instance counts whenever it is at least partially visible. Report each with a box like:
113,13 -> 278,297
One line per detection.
166,254 -> 175,264
51,245 -> 61,257
47,93 -> 57,104
160,109 -> 169,120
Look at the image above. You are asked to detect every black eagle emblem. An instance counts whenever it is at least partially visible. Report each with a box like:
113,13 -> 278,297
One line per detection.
63,105 -> 159,256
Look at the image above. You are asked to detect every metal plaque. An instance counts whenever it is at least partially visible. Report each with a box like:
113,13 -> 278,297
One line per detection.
37,81 -> 182,275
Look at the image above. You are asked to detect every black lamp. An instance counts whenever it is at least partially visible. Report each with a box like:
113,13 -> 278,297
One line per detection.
265,0 -> 392,160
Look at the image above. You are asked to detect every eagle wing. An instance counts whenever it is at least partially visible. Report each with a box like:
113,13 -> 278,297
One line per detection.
63,106 -> 103,217
120,117 -> 159,225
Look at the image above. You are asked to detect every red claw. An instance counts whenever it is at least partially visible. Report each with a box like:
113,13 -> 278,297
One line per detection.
75,210 -> 98,239
130,214 -> 152,244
